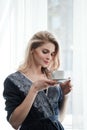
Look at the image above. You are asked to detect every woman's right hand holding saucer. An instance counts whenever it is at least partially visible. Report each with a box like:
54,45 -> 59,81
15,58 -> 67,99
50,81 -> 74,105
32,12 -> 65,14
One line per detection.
31,79 -> 57,93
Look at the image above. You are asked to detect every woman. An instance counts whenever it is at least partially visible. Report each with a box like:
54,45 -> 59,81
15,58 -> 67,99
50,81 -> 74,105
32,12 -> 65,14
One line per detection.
3,31 -> 72,130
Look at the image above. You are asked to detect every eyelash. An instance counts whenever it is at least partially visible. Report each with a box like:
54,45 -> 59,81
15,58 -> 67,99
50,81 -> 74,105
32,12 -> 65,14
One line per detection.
42,50 -> 55,56
42,50 -> 48,54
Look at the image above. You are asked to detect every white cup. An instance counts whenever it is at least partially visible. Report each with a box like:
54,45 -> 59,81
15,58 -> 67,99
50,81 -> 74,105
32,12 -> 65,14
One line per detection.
52,70 -> 65,79
52,70 -> 68,83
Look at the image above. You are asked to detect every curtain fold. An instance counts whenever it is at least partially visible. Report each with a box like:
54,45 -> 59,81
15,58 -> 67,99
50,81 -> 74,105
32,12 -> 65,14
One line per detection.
0,0 -> 47,129
73,0 -> 87,129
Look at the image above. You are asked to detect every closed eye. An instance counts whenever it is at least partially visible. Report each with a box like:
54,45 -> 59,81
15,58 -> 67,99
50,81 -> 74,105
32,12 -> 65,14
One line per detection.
42,49 -> 49,54
42,49 -> 55,56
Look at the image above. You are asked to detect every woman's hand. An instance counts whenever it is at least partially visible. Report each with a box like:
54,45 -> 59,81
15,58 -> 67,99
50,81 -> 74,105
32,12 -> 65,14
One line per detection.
60,79 -> 72,95
31,79 -> 57,93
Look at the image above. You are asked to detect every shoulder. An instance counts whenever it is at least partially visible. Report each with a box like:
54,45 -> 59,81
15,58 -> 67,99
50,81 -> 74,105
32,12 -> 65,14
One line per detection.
3,71 -> 18,87
3,72 -> 23,98
4,71 -> 22,86
4,71 -> 16,82
3,71 -> 32,95
3,71 -> 20,90
5,71 -> 20,80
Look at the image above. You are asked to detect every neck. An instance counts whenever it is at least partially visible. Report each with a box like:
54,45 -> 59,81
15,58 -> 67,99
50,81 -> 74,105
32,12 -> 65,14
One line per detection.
27,64 -> 43,75
24,66 -> 47,82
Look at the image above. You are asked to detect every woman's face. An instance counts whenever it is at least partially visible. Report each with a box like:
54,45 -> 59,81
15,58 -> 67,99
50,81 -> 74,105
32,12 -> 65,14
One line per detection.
32,42 -> 56,68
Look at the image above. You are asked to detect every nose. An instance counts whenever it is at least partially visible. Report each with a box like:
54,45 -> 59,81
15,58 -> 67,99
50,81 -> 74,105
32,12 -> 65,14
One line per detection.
46,54 -> 52,61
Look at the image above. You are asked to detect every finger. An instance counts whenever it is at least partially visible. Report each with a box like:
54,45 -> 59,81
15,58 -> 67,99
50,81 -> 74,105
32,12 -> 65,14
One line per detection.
63,88 -> 72,95
62,79 -> 71,86
46,79 -> 57,85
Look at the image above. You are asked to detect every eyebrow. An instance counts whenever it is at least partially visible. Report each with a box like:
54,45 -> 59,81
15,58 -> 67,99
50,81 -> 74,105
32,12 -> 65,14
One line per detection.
42,48 -> 55,53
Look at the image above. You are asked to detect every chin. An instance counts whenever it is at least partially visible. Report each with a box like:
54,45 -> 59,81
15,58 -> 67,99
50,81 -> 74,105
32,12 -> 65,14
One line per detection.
41,63 -> 50,68
42,65 -> 49,68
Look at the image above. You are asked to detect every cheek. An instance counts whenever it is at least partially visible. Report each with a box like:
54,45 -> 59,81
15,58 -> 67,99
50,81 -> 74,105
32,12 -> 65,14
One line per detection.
34,51 -> 44,60
38,53 -> 45,61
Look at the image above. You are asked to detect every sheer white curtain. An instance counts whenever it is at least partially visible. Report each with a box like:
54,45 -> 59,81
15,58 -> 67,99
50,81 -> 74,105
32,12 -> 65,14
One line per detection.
0,0 -> 47,129
72,0 -> 87,129
1,0 -> 87,130
0,0 -> 28,129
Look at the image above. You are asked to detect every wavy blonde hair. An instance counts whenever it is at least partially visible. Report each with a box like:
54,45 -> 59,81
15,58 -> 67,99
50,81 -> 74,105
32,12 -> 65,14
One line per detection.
18,31 -> 60,78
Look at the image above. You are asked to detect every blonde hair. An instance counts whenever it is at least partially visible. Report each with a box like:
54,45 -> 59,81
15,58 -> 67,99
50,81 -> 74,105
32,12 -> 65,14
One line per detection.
18,31 -> 60,78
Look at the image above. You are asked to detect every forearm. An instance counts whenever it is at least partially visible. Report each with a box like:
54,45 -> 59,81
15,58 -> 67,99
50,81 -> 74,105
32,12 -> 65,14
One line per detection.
9,86 -> 38,129
59,95 -> 68,122
59,79 -> 72,122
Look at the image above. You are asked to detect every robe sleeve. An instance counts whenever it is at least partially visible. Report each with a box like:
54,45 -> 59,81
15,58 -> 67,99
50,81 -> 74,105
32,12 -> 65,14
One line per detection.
3,77 -> 24,121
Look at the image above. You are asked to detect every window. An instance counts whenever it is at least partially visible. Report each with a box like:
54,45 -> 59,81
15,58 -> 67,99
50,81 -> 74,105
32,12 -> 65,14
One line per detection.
47,0 -> 73,129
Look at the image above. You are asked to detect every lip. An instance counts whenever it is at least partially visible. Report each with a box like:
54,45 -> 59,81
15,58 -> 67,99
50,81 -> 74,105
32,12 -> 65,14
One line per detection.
44,61 -> 49,64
